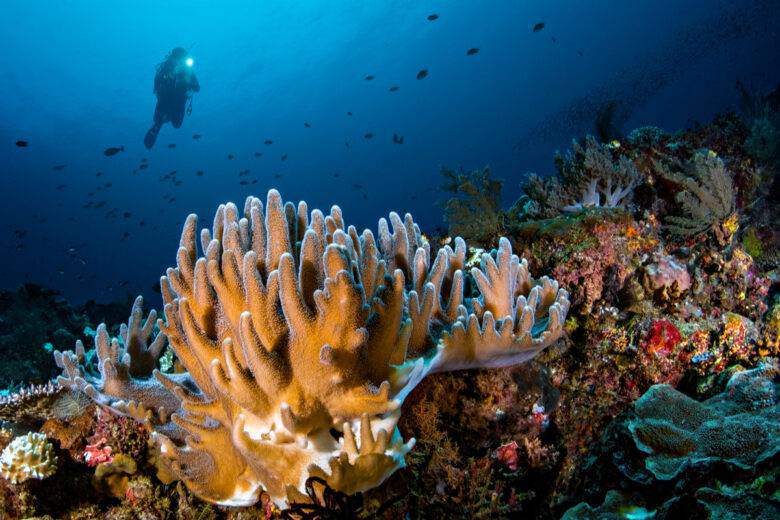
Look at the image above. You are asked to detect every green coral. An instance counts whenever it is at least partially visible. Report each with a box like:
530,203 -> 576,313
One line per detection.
562,490 -> 656,520
742,227 -> 764,260
627,364 -> 778,481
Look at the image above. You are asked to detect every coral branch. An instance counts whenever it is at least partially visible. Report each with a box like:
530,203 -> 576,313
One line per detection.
54,189 -> 569,506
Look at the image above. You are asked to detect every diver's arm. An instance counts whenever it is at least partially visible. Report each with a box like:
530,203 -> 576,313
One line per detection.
190,74 -> 200,93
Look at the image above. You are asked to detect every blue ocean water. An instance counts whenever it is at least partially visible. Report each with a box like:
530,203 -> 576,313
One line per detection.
1,0 -> 778,303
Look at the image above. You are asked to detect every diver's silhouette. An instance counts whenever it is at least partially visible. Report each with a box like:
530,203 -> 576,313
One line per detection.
144,47 -> 200,149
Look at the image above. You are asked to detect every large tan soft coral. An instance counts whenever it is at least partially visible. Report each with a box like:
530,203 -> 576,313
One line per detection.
54,189 -> 569,506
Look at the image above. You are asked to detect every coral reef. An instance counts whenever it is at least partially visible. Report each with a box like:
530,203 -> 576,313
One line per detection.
562,364 -> 779,519
53,188 -> 569,507
0,104 -> 775,518
0,432 -> 58,484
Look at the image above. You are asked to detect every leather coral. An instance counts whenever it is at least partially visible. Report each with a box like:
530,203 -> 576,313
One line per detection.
54,189 -> 569,506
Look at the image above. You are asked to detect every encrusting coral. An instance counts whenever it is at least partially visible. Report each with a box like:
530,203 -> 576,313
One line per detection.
53,188 -> 570,507
0,432 -> 58,484
628,362 -> 779,481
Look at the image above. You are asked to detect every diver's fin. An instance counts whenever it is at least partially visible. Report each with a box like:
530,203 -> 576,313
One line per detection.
144,122 -> 161,149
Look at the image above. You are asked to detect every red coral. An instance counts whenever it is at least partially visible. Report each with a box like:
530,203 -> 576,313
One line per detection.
642,319 -> 682,356
83,437 -> 113,467
495,441 -> 520,471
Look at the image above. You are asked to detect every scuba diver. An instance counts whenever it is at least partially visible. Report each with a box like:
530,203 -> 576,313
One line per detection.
144,47 -> 200,149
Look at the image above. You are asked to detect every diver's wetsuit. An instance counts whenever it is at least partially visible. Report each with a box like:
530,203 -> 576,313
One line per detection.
144,57 -> 200,149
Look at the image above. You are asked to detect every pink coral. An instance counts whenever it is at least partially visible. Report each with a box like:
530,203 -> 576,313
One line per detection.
83,437 -> 112,467
645,253 -> 691,292
495,441 -> 520,471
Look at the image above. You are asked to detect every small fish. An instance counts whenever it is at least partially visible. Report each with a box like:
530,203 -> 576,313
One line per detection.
254,152 -> 263,157
103,146 -> 124,156
281,153 -> 288,161
123,212 -> 132,218
551,36 -> 557,43
52,164 -> 67,171
251,179 -> 258,184
167,143 -> 176,149
192,133 -> 202,140
416,69 -> 428,80
95,172 -> 103,177
140,157 -> 148,163
577,50 -> 584,57
347,111 -> 353,116
466,48 -> 479,56
607,140 -> 621,149
196,170 -> 204,176
364,133 -> 374,139
274,173 -> 283,179
345,141 -> 350,147
389,85 -> 400,92
264,139 -> 273,145
392,133 -> 404,144
364,74 -> 375,81
304,122 -> 311,128
138,163 -> 149,170
240,180 -> 249,186
239,169 -> 250,176
533,22 -> 545,32
427,14 -> 439,21
227,154 -> 235,160
333,172 -> 340,178
15,140 -> 28,147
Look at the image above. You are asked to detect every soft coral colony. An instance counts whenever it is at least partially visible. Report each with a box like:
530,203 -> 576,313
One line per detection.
53,188 -> 570,506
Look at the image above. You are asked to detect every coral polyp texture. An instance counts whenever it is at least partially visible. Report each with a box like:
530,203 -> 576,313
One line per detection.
53,188 -> 570,506
0,432 -> 58,484
628,363 -> 779,481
